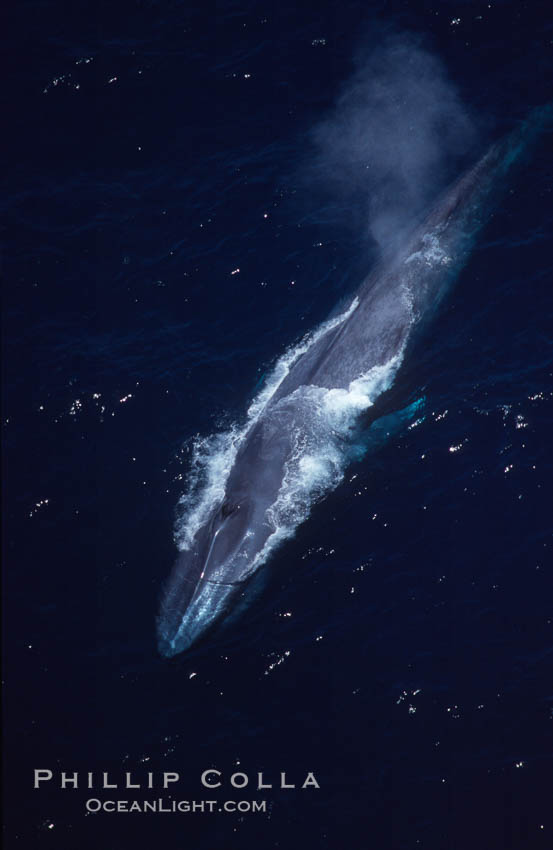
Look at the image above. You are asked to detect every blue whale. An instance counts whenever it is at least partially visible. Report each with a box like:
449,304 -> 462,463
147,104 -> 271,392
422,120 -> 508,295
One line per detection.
157,109 -> 548,657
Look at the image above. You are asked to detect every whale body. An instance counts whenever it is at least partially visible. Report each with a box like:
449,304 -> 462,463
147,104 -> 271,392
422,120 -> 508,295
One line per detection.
157,110 -> 547,657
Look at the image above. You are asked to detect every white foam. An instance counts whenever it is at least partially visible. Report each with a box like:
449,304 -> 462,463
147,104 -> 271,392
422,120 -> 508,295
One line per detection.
175,339 -> 403,585
174,427 -> 241,550
247,351 -> 404,573
404,231 -> 451,268
245,296 -> 360,421
174,297 -> 360,551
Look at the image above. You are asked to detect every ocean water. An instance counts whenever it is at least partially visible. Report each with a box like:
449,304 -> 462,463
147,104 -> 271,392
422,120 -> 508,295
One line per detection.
3,1 -> 553,848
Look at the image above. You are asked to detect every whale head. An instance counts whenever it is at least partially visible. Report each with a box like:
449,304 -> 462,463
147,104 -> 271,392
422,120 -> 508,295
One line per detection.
156,496 -> 263,657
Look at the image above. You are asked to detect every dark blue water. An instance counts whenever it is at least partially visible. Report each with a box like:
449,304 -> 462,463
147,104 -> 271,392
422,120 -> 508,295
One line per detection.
3,1 -> 553,848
